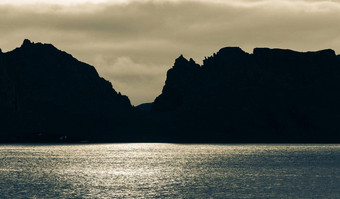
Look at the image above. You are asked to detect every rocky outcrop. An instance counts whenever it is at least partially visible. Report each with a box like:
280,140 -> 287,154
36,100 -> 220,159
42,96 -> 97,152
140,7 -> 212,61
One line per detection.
152,47 -> 340,143
1,40 -> 340,143
153,55 -> 200,112
0,39 -> 137,142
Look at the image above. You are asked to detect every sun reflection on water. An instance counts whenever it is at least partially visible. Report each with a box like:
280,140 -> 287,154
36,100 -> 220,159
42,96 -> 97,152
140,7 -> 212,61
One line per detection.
0,144 -> 339,198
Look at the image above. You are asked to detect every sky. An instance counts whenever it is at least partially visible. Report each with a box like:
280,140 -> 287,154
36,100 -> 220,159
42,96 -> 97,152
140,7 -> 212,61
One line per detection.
1,0 -> 340,105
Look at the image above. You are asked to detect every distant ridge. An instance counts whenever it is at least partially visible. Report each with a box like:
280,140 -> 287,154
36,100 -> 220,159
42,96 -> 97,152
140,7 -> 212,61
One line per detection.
151,47 -> 340,143
1,40 -> 340,142
0,39 -> 140,142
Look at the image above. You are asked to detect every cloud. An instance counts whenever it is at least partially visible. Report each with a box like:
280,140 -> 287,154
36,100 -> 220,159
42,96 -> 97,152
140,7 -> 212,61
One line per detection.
1,0 -> 340,104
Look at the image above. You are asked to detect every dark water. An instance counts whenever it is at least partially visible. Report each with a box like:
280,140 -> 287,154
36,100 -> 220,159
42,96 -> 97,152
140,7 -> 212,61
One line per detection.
0,144 -> 339,198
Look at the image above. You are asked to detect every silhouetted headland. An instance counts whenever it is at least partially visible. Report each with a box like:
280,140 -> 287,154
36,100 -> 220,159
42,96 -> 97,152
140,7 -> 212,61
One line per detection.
152,47 -> 340,143
0,39 -> 144,142
1,40 -> 340,143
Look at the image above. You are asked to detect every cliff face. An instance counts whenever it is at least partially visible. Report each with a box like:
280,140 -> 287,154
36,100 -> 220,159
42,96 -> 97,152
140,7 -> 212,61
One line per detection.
153,55 -> 200,111
0,39 -> 135,142
1,40 -> 340,143
152,47 -> 340,142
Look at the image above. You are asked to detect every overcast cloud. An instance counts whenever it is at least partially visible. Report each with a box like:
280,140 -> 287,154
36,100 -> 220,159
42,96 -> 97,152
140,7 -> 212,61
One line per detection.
1,0 -> 340,105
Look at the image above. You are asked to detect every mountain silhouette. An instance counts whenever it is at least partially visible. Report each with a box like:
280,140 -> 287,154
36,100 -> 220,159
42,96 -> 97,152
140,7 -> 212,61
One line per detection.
0,39 -> 143,142
1,40 -> 340,142
151,47 -> 340,142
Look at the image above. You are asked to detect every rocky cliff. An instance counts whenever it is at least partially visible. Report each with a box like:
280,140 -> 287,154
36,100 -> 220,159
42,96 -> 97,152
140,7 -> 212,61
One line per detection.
0,39 -> 138,142
152,47 -> 340,142
1,40 -> 340,143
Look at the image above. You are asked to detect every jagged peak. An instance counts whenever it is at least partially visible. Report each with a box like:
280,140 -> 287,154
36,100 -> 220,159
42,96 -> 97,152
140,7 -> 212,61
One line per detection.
173,54 -> 189,67
9,39 -> 79,63
189,58 -> 196,64
174,55 -> 199,64
21,39 -> 33,47
171,54 -> 200,73
175,54 -> 188,63
18,39 -> 59,53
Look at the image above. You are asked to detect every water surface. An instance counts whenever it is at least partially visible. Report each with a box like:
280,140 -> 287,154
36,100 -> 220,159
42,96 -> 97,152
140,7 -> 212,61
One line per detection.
0,144 -> 339,198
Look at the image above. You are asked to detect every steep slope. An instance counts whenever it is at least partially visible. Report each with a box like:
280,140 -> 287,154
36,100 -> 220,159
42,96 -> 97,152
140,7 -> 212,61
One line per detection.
152,47 -> 340,142
136,103 -> 153,112
0,39 -> 137,142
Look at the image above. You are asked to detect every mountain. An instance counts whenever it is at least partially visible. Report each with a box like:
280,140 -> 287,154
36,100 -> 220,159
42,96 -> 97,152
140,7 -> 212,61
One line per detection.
1,40 -> 340,143
0,39 -> 141,142
151,47 -> 340,143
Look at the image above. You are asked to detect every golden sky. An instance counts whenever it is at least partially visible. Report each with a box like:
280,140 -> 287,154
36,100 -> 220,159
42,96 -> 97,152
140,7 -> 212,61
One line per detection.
1,0 -> 340,105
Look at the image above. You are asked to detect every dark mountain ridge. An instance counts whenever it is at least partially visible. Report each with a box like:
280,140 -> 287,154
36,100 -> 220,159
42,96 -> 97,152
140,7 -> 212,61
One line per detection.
151,47 -> 340,142
0,39 -> 141,142
1,40 -> 340,142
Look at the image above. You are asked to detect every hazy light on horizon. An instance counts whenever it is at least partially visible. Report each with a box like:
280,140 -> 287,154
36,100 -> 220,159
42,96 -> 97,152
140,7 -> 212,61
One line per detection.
1,0 -> 340,105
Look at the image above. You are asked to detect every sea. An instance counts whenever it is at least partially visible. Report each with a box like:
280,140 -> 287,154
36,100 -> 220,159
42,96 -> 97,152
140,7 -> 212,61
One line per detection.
0,144 -> 339,198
